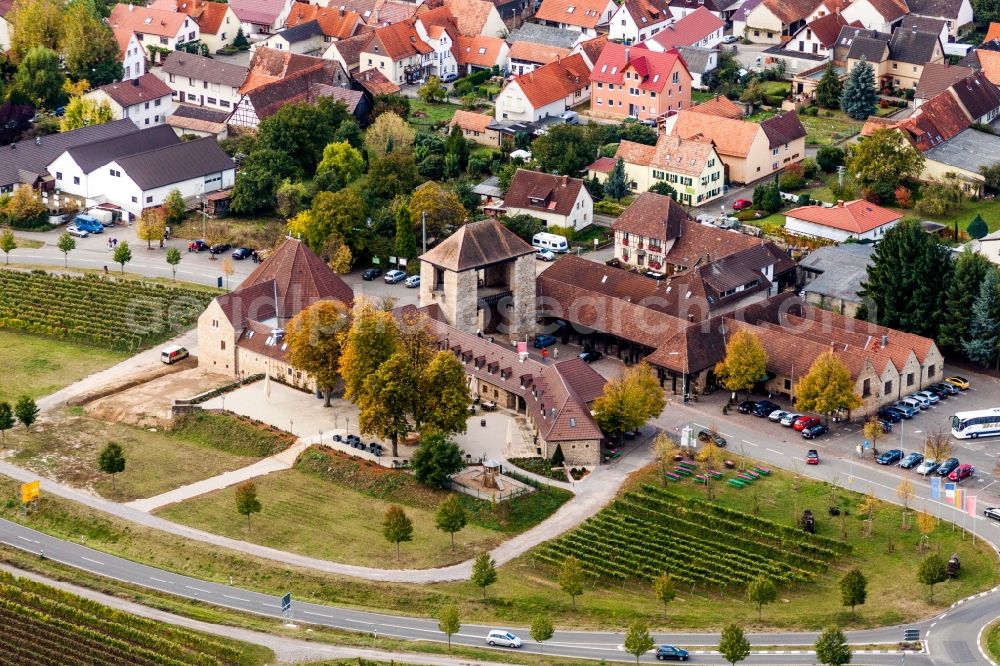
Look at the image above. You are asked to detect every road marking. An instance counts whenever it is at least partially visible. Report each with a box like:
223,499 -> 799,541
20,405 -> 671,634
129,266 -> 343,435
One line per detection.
223,595 -> 249,602
150,577 -> 170,584
303,611 -> 335,618
16,536 -> 38,543
185,585 -> 210,593
81,556 -> 103,566
767,448 -> 782,455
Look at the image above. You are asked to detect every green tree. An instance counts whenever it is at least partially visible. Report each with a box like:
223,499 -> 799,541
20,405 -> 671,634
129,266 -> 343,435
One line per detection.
915,177 -> 964,216
56,231 -> 75,267
409,181 -> 466,241
162,189 -> 186,227
623,622 -> 655,665
718,623 -> 751,665
530,614 -> 554,652
962,267 -> 1000,367
14,395 -> 38,431
980,162 -> 1000,194
532,124 -> 599,176
816,626 -> 852,665
111,239 -> 131,274
747,576 -> 777,620
558,555 -> 584,610
230,148 -> 296,214
8,0 -> 62,59
839,568 -> 867,620
816,145 -> 845,172
287,189 -> 366,253
471,551 -> 498,599
0,402 -> 15,448
0,230 -> 16,264
652,572 -> 676,617
794,351 -> 862,423
233,27 -> 249,49
714,329 -> 767,400
365,111 -> 415,158
841,57 -> 878,120
257,99 -> 347,176
97,441 -> 126,489
234,480 -> 262,531
339,300 -> 399,401
858,219 -> 953,338
917,553 -> 948,600
437,605 -> 460,651
383,504 -> 414,560
752,180 -> 781,213
445,124 -> 469,171
14,46 -> 66,110
435,494 -> 467,550
371,93 -> 410,121
368,152 -> 421,202
848,129 -> 924,196
395,200 -> 417,264
593,363 -> 666,442
815,64 -> 844,109
418,75 -> 447,103
502,213 -> 545,242
165,247 -> 182,282
739,77 -> 766,106
61,1 -> 122,85
59,96 -> 114,131
605,157 -> 629,200
421,351 -> 471,435
411,433 -> 464,489
938,249 -> 991,355
316,140 -> 365,191
649,181 -> 677,199
285,299 -> 350,407
968,214 -> 989,240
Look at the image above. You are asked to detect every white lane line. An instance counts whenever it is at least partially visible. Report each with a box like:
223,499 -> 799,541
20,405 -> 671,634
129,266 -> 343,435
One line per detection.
185,585 -> 210,593
149,577 -> 170,584
81,556 -> 104,566
16,536 -> 38,543
223,595 -> 250,602
767,448 -> 782,455
303,610 -> 335,618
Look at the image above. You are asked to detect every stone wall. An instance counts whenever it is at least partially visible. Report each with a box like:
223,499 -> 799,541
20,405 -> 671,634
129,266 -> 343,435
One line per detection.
508,254 -> 537,341
544,437 -> 601,466
197,300 -> 237,375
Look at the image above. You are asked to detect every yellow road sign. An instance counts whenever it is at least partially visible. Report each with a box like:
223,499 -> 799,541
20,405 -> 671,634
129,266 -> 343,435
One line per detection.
21,480 -> 40,504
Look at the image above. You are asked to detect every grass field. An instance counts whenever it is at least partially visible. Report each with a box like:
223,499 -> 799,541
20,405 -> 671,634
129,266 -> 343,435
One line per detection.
409,99 -> 462,129
0,330 -> 125,404
10,411 -> 288,501
986,618 -> 1000,662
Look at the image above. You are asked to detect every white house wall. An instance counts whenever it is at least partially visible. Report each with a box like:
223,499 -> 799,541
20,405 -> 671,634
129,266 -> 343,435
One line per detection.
785,215 -> 899,241
156,70 -> 243,112
122,34 -> 146,80
100,160 -> 236,216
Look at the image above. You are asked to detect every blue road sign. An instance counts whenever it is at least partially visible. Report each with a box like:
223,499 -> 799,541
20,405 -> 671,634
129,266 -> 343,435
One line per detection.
281,593 -> 291,612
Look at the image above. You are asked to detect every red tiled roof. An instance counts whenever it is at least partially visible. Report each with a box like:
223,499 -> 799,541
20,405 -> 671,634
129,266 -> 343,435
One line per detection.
285,2 -> 365,39
915,62 -> 975,100
454,35 -> 507,67
366,19 -> 433,60
504,53 -> 589,108
441,0 -> 498,37
590,42 -> 687,94
94,73 -> 173,108
450,109 -> 494,133
420,219 -> 534,271
109,3 -> 189,37
667,109 -> 761,158
649,7 -> 724,50
611,191 -> 691,242
575,35 -> 608,67
504,169 -> 587,217
690,95 -> 744,119
613,133 -> 717,177
785,199 -> 901,233
354,67 -> 401,95
804,12 -> 854,48
229,0 -> 284,25
987,21 -> 1000,42
535,0 -> 612,29
509,41 -> 570,64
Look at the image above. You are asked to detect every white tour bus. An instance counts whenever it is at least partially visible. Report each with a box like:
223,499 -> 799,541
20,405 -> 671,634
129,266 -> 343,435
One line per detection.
532,232 -> 569,253
951,408 -> 1000,439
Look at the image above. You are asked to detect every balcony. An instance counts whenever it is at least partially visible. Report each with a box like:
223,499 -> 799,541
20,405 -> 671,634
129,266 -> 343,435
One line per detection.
478,288 -> 512,309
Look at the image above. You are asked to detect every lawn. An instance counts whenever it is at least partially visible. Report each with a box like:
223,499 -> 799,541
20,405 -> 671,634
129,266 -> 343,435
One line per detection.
799,110 -> 864,147
170,215 -> 286,249
409,99 -> 462,130
987,618 -> 1000,662
0,330 -> 125,405
692,90 -> 716,104
913,197 -> 1000,234
9,411 -> 289,501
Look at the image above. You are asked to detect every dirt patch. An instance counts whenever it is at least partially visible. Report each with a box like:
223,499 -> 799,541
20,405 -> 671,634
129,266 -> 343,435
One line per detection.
86,367 -> 232,428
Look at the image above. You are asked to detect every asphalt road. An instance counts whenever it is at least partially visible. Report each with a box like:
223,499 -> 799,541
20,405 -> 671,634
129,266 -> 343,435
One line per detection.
0,518 -> 951,665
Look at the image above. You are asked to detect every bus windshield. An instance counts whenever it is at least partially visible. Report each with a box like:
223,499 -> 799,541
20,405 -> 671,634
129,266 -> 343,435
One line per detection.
951,415 -> 963,432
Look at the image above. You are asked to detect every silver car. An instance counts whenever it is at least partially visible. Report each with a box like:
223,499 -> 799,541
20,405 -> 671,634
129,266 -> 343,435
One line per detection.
769,409 -> 789,422
780,412 -> 801,427
487,630 -> 522,648
915,390 -> 939,405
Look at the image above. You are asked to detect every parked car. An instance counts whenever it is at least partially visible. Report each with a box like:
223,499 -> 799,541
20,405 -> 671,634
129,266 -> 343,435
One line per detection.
441,72 -> 459,83
656,645 -> 689,661
533,334 -> 557,348
936,458 -> 960,476
361,267 -> 382,281
188,239 -> 209,252
899,452 -> 924,469
768,409 -> 789,423
66,225 -> 89,238
579,349 -> 603,362
892,402 -> 916,418
753,400 -> 780,417
384,269 -> 406,284
231,247 -> 253,260
898,397 -> 922,412
877,449 -> 904,465
945,375 -> 970,390
877,418 -> 892,433
950,464 -> 975,482
404,275 -> 420,288
907,393 -> 930,409
733,198 -> 752,210
722,34 -> 739,43
793,415 -> 821,431
697,429 -> 727,447
932,382 -> 960,396
535,249 -> 556,261
806,449 -> 820,464
802,423 -> 829,439
877,408 -> 902,423
486,630 -> 522,648
780,412 -> 802,426
915,459 -> 939,476
915,390 -> 940,405
208,243 -> 231,254
923,386 -> 948,400
984,507 -> 1000,521
737,400 -> 756,414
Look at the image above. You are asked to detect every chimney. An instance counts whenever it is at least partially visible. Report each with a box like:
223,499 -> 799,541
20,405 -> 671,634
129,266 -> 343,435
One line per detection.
688,313 -> 695,322
881,334 -> 888,349
339,5 -> 344,14
625,47 -> 630,63
561,175 -> 568,186
128,3 -> 133,10
836,199 -> 844,207
132,77 -> 140,86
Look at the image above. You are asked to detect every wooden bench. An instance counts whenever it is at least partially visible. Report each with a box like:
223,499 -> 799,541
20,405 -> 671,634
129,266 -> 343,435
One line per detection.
694,475 -> 708,484
664,471 -> 681,482
728,478 -> 747,488
708,470 -> 724,480
738,473 -> 756,483
743,470 -> 761,480
754,467 -> 771,476
677,461 -> 697,471
674,467 -> 693,477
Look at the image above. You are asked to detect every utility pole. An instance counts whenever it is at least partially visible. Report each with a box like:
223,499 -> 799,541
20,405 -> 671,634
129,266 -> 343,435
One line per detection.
422,211 -> 427,254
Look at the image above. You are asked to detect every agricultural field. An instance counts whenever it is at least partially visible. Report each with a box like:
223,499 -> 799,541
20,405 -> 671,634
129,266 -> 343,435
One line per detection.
0,330 -> 125,404
0,269 -> 214,352
0,570 -> 271,665
535,484 -> 849,590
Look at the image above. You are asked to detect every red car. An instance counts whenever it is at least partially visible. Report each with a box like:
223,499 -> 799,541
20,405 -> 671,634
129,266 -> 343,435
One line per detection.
806,449 -> 820,465
949,464 -> 975,482
733,199 -> 752,210
793,415 -> 821,432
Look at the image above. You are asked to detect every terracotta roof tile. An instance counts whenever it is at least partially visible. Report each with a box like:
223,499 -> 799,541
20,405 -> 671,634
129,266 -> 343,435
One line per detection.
977,49 -> 1000,85
666,109 -> 761,158
330,32 -> 376,70
454,35 -> 507,67
915,62 -> 974,100
805,12 -> 854,48
366,19 -> 433,60
504,169 -> 587,216
667,0 -> 728,14
661,219 -> 768,268
591,42 -> 686,93
509,41 -> 571,64
535,0 -> 612,29
690,95 -> 744,119
354,67 -> 401,95
611,191 -> 691,242
574,35 -> 608,67
786,199 -> 901,234
863,0 -> 910,21
420,219 -> 534,271
503,52 -> 589,108
109,3 -> 189,37
648,7 -> 724,50
285,2 -> 365,38
450,109 -> 494,133
988,22 -> 1000,42
229,0 -> 284,25
613,134 -> 717,177
442,0 -> 498,36
762,0 -> 823,26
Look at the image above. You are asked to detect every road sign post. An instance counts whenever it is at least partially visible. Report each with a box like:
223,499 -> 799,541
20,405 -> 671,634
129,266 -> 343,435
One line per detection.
281,593 -> 292,621
21,480 -> 40,515
903,628 -> 919,642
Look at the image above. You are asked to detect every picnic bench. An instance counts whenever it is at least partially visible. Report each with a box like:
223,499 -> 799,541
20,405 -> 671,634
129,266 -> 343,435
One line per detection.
754,466 -> 771,476
738,473 -> 756,483
743,470 -> 761,480
708,470 -> 723,480
674,467 -> 693,477
724,460 -> 736,469
677,461 -> 697,471
694,475 -> 708,484
664,471 -> 681,481
728,478 -> 747,488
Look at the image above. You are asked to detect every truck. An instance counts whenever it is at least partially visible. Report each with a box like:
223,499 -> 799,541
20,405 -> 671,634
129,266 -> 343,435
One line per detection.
87,208 -> 115,227
72,214 -> 104,234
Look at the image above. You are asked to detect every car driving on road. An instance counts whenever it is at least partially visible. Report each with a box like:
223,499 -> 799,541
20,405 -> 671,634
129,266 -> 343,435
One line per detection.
656,645 -> 689,661
984,507 -> 1000,521
697,429 -> 727,447
66,225 -> 89,238
877,449 -> 904,465
806,449 -> 820,464
486,630 -> 522,648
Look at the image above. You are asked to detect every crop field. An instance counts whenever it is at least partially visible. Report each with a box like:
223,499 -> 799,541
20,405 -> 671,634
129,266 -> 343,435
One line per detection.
0,570 -> 267,665
0,269 -> 214,351
535,484 -> 851,590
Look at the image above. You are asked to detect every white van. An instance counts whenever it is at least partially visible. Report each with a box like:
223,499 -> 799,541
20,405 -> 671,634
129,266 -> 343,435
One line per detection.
161,345 -> 189,364
532,232 -> 569,253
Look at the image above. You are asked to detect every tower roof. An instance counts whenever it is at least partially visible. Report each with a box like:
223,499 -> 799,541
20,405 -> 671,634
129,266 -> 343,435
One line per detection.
420,220 -> 534,272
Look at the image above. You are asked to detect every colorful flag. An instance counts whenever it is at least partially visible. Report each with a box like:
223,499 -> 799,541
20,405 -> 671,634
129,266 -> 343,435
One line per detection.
517,341 -> 527,354
955,488 -> 966,509
945,482 -> 956,501
967,494 -> 977,518
931,476 -> 941,500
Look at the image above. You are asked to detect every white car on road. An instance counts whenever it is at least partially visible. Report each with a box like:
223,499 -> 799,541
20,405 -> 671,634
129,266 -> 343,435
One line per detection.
66,225 -> 90,238
487,630 -> 522,648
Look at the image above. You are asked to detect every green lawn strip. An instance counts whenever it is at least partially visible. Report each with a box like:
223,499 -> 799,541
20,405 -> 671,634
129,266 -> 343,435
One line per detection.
170,411 -> 296,457
10,411 -> 282,502
409,99 -> 462,128
909,198 -> 1000,234
692,90 -> 716,104
985,617 -> 1000,662
12,237 -> 44,249
0,330 -> 125,404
